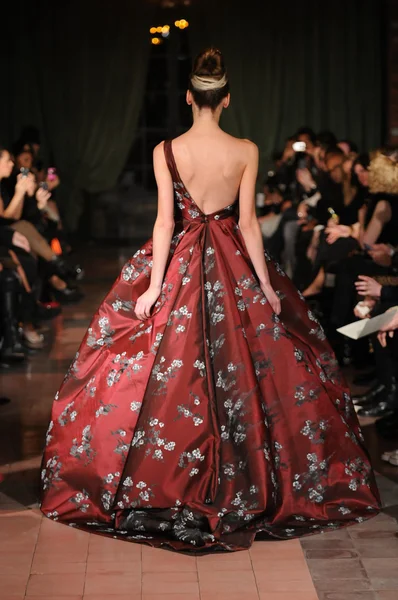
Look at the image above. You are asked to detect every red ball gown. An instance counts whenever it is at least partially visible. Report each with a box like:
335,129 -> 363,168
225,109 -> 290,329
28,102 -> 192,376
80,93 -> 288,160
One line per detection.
40,140 -> 380,553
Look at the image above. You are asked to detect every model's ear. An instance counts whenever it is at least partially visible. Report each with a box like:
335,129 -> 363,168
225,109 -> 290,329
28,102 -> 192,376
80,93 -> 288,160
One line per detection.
223,93 -> 230,109
186,90 -> 193,106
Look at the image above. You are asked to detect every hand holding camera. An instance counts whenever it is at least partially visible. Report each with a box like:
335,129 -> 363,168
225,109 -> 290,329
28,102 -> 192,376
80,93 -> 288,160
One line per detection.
36,183 -> 51,210
46,167 -> 60,190
15,169 -> 34,196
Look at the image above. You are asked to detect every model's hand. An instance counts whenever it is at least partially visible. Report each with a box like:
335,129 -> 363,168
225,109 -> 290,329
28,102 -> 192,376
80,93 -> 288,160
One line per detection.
261,282 -> 281,315
355,276 -> 382,298
135,286 -> 161,320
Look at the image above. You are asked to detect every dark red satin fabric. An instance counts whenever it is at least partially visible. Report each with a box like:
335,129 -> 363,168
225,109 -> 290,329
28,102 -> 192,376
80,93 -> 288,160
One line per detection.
40,140 -> 380,553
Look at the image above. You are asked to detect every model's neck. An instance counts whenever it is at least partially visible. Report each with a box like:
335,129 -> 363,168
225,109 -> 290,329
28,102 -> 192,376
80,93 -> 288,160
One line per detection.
191,107 -> 221,130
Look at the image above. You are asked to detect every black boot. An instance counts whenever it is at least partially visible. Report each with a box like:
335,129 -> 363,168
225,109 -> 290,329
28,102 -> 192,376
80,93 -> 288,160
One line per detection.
357,383 -> 398,418
48,256 -> 83,283
352,382 -> 387,406
0,271 -> 27,363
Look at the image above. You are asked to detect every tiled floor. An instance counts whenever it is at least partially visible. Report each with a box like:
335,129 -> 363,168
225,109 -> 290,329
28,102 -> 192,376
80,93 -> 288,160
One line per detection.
1,245 -> 398,600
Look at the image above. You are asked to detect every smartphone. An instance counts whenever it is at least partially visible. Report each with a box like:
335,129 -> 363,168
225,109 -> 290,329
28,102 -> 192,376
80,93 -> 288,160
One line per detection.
47,167 -> 57,181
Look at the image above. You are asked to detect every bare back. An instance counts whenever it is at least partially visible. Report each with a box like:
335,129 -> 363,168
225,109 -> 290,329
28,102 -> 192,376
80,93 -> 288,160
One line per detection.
170,129 -> 253,215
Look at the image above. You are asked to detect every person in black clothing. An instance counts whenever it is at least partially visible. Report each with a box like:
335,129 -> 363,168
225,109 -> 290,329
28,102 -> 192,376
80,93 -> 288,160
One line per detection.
346,272 -> 398,454
300,153 -> 369,297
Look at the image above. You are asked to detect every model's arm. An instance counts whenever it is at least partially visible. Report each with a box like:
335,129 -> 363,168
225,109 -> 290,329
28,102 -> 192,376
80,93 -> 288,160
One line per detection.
238,141 -> 281,314
135,142 -> 175,320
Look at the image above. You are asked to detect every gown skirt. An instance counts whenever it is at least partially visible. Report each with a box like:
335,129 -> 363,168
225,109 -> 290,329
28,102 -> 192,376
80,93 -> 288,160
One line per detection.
40,140 -> 380,553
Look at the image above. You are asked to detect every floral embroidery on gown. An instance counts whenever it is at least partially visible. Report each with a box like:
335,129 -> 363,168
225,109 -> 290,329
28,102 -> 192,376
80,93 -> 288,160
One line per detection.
40,139 -> 380,553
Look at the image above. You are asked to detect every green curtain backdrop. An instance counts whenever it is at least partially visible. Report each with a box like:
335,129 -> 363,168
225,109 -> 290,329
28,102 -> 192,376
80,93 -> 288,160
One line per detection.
190,0 -> 383,167
1,0 -> 153,229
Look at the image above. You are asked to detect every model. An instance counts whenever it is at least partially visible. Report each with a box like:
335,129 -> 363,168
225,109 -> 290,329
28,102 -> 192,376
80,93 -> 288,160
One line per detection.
40,48 -> 380,553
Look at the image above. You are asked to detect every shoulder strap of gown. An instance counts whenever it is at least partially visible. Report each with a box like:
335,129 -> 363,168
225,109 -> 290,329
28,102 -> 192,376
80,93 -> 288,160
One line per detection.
163,139 -> 177,181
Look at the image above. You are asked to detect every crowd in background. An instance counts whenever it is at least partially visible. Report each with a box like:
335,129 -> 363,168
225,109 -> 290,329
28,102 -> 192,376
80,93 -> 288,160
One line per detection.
0,127 -> 84,382
259,127 -> 398,467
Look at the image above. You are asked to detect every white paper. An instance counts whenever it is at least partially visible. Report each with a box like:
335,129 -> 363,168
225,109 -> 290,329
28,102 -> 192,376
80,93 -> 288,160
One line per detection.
337,307 -> 398,340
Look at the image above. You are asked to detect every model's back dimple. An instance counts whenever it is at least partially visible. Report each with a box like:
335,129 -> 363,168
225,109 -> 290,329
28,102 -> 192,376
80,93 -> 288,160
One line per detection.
171,131 -> 250,215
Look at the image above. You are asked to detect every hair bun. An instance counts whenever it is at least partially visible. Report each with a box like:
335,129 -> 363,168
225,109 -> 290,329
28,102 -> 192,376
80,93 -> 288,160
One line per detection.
193,48 -> 225,78
189,47 -> 229,110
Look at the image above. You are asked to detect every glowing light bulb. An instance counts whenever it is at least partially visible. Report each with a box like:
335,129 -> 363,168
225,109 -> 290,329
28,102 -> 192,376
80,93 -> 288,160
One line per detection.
150,27 -> 157,34
152,37 -> 160,45
156,26 -> 163,33
163,25 -> 170,32
175,20 -> 181,27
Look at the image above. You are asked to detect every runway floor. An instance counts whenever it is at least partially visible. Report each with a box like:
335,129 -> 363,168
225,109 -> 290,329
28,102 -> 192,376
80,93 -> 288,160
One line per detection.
1,245 -> 398,600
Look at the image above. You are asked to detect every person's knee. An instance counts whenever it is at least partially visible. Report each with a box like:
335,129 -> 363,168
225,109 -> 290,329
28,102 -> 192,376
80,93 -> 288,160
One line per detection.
12,220 -> 35,235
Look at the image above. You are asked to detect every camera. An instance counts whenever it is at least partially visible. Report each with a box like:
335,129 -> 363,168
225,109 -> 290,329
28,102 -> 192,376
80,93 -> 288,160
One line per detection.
292,142 -> 308,171
20,167 -> 30,178
292,141 -> 307,153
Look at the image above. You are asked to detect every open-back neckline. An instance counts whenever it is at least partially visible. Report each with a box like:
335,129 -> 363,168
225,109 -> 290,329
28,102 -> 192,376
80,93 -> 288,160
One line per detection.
168,139 -> 238,217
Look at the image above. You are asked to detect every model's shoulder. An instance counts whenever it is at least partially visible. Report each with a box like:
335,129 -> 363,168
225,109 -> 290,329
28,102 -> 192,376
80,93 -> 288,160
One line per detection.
153,140 -> 166,156
237,139 -> 258,165
241,138 -> 259,153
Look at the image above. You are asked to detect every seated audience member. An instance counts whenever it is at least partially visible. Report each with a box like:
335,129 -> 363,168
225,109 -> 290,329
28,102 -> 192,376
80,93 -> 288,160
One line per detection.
302,153 -> 369,297
0,144 -> 82,303
11,134 -> 72,257
350,275 -> 398,434
0,225 -> 47,356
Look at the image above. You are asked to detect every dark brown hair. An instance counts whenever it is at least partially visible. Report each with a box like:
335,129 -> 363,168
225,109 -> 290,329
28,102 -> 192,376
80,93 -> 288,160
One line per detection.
188,48 -> 230,110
